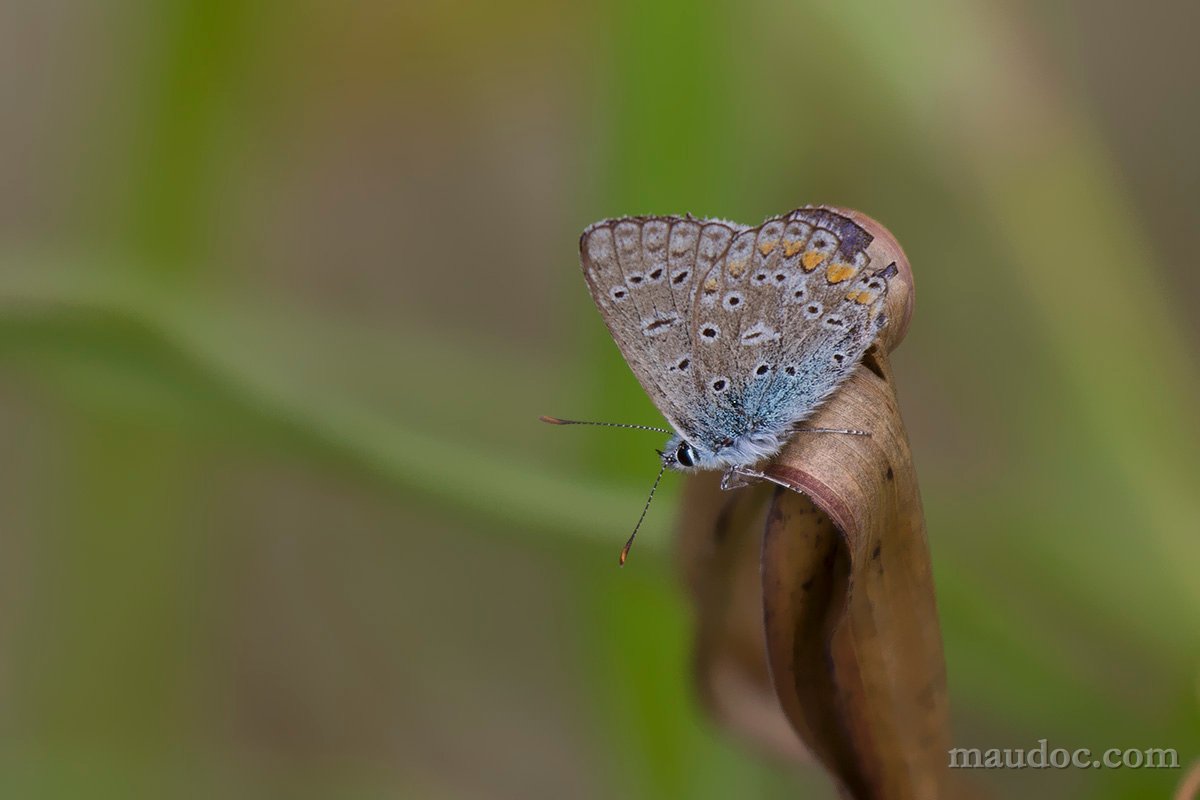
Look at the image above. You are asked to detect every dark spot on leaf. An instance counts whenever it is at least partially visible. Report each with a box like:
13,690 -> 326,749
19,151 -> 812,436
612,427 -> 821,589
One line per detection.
712,496 -> 739,542
863,349 -> 886,379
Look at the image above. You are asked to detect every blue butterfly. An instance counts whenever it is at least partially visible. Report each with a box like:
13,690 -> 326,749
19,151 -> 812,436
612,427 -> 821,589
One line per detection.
547,207 -> 895,562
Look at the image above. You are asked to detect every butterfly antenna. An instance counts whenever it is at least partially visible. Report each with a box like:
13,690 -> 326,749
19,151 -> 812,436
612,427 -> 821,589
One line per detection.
539,415 -> 671,435
619,459 -> 669,566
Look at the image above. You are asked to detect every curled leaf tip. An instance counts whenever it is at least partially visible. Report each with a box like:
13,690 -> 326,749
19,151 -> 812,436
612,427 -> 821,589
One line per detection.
676,210 -> 974,798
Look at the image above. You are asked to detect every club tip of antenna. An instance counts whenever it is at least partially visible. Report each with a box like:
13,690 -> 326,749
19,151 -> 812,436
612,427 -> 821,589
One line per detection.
618,547 -> 629,566
539,415 -> 566,425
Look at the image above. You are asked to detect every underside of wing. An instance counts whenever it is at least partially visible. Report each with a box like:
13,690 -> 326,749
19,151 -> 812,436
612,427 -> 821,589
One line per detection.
580,208 -> 894,465
688,208 -> 891,458
580,215 -> 741,441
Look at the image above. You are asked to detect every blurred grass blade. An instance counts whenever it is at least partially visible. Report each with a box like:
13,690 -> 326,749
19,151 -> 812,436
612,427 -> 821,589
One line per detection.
807,0 -> 1200,607
0,261 -> 653,551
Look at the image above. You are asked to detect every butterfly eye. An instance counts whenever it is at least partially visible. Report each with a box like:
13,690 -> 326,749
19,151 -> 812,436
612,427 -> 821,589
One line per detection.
675,443 -> 697,468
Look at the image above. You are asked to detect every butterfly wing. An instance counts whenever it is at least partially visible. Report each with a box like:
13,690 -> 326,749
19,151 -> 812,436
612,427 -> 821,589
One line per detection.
690,208 -> 891,459
581,208 -> 893,466
580,216 -> 739,443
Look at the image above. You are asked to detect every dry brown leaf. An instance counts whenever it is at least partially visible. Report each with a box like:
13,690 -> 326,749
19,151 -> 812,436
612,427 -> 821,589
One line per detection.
678,209 -> 979,799
1177,761 -> 1200,800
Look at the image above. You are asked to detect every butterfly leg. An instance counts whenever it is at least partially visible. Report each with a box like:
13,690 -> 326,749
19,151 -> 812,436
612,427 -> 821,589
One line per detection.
794,426 -> 871,437
720,466 -> 762,491
720,466 -> 796,492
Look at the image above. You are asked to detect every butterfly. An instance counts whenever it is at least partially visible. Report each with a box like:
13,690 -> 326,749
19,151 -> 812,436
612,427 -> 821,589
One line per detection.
545,207 -> 896,562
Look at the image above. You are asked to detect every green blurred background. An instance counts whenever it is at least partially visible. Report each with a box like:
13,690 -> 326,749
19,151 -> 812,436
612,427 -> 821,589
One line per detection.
1,1 -> 1197,798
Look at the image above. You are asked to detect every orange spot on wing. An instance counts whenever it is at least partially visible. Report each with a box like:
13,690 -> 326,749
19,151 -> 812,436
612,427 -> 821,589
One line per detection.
727,258 -> 747,277
703,278 -> 719,293
801,251 -> 827,271
783,241 -> 804,257
758,240 -> 777,256
826,263 -> 856,283
846,290 -> 872,304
